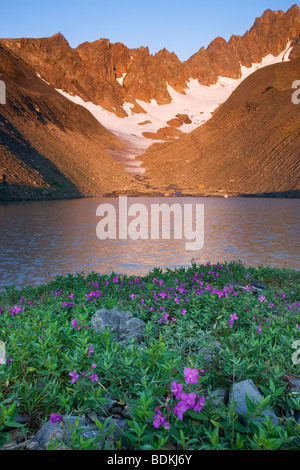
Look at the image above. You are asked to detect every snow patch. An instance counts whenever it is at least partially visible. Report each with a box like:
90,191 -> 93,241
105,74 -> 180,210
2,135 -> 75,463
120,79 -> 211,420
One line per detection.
36,73 -> 50,85
116,73 -> 126,86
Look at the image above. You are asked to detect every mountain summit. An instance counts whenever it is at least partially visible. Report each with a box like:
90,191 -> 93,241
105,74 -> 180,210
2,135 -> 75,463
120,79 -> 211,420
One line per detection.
1,5 -> 299,115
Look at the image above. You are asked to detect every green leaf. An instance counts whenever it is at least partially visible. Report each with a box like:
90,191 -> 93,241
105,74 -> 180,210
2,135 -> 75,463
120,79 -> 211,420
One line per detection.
273,386 -> 286,397
210,419 -> 224,429
186,410 -> 209,421
263,438 -> 283,450
208,427 -> 219,447
245,394 -> 258,414
233,421 -> 249,433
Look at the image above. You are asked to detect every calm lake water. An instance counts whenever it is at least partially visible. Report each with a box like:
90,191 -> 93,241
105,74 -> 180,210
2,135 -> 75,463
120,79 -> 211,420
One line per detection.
0,197 -> 299,289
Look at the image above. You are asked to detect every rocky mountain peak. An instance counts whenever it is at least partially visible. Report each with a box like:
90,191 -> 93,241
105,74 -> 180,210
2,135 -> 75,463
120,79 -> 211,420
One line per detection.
0,6 -> 299,117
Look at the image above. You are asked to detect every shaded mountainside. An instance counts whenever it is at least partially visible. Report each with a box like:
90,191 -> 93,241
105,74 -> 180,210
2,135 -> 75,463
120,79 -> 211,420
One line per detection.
140,58 -> 300,196
0,44 -> 134,201
1,5 -> 299,117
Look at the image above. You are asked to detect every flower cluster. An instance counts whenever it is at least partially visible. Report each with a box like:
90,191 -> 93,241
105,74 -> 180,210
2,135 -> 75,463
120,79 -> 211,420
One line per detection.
228,313 -> 238,327
152,367 -> 205,429
10,305 -> 24,316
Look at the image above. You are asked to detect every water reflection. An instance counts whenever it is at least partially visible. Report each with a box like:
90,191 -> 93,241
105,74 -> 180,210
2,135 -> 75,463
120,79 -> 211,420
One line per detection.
0,197 -> 299,288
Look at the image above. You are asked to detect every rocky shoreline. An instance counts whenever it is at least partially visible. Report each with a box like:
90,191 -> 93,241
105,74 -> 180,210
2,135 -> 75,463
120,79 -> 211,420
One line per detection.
1,179 -> 299,203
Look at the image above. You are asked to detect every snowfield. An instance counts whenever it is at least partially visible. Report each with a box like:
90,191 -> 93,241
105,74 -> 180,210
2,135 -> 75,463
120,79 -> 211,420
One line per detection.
53,43 -> 291,174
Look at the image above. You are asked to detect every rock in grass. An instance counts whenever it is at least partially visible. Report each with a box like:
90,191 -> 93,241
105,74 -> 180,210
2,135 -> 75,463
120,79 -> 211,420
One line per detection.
288,378 -> 300,403
208,389 -> 227,408
26,415 -> 129,450
197,341 -> 221,365
289,378 -> 300,391
229,379 -> 278,426
91,307 -> 145,345
252,281 -> 269,290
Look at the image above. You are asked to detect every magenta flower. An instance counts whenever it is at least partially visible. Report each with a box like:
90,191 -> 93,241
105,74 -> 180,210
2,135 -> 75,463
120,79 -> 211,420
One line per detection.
171,381 -> 183,400
71,318 -> 77,329
174,401 -> 189,420
88,345 -> 93,356
180,392 -> 196,409
258,295 -> 266,302
90,374 -> 99,382
152,410 -> 169,429
228,313 -> 238,327
183,367 -> 199,385
10,305 -> 23,316
194,396 -> 205,412
50,413 -> 63,424
69,370 -> 79,384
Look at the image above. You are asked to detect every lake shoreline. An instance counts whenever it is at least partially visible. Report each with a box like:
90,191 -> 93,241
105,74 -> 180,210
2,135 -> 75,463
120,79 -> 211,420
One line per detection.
1,196 -> 299,288
1,185 -> 299,203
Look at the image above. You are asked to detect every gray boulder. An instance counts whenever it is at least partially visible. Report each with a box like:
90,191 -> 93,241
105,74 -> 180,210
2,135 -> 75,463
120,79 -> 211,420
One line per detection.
289,377 -> 300,394
26,415 -> 129,450
229,379 -> 278,426
197,340 -> 221,365
91,307 -> 145,345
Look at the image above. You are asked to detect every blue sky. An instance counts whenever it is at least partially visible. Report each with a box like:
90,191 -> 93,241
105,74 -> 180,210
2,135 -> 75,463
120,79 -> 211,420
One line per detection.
0,1 -> 298,60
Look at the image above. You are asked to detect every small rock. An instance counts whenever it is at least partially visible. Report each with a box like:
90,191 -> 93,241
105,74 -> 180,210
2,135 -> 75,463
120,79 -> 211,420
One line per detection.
229,379 -> 278,426
252,281 -> 269,290
122,405 -> 132,420
91,307 -> 145,345
289,378 -> 300,390
26,415 -> 129,450
288,377 -> 300,402
197,340 -> 221,365
15,413 -> 27,425
162,440 -> 177,450
207,389 -> 227,408
212,389 -> 227,407
110,406 -> 123,415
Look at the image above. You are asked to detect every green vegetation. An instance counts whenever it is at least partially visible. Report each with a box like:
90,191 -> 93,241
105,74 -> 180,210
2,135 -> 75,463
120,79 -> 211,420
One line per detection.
0,261 -> 299,450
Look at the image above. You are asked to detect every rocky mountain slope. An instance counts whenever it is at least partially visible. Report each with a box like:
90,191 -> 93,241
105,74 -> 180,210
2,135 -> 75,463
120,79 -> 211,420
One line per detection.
140,58 -> 300,196
0,44 -> 134,201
